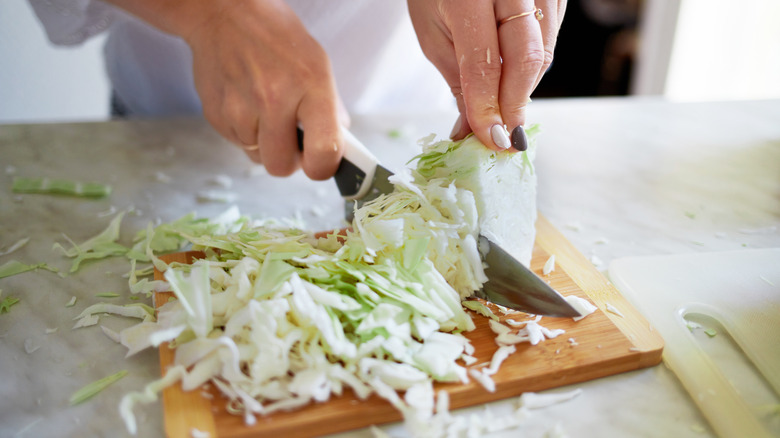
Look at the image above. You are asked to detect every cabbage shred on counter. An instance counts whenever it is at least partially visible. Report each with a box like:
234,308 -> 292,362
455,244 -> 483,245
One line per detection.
118,129 -> 541,436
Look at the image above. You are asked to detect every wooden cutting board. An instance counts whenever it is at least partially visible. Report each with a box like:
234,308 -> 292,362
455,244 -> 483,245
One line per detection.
153,215 -> 664,438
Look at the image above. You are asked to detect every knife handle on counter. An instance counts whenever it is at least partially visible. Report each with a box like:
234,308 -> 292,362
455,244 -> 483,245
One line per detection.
296,127 -> 380,200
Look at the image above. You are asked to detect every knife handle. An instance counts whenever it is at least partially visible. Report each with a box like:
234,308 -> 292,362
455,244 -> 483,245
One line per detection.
296,127 -> 380,200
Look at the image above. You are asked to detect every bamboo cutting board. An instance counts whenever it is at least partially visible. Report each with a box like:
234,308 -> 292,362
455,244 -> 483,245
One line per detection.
153,215 -> 664,438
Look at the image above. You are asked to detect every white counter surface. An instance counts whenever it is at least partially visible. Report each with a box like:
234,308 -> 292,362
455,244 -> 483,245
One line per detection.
1,97 -> 778,437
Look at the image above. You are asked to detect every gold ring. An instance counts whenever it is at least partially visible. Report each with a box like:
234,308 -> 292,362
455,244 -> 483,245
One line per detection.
241,144 -> 260,151
498,7 -> 543,26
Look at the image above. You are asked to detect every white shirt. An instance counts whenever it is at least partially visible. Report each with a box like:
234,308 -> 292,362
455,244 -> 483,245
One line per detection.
28,0 -> 454,117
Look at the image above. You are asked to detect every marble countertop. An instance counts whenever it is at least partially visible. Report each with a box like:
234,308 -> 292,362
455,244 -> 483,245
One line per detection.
1,97 -> 778,438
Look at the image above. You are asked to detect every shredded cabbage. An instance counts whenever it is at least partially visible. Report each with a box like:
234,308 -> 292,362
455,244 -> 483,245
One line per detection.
543,254 -> 556,275
54,211 -> 129,273
0,237 -> 30,256
12,177 -> 112,198
565,295 -> 598,321
73,303 -> 156,329
409,129 -> 539,268
117,129 -> 547,437
0,260 -> 57,279
518,388 -> 583,409
69,370 -> 128,405
0,290 -> 20,314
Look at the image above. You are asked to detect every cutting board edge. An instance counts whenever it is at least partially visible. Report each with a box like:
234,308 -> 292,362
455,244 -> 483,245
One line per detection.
535,215 -> 665,358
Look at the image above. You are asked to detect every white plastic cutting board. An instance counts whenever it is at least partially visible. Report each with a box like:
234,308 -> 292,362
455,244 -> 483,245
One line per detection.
609,248 -> 780,438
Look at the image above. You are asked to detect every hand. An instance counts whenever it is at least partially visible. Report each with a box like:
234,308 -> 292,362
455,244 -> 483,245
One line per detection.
408,0 -> 566,151
105,0 -> 348,180
183,0 -> 348,179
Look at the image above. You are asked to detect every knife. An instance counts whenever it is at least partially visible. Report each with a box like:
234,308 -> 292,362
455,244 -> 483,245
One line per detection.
475,236 -> 580,317
297,127 -> 580,318
297,127 -> 394,221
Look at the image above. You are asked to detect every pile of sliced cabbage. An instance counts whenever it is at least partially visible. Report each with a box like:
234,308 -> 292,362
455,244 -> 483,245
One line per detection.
113,130 -> 584,436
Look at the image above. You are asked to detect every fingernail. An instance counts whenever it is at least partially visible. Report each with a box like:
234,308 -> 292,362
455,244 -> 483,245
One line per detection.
491,124 -> 511,149
450,115 -> 462,139
511,125 -> 528,151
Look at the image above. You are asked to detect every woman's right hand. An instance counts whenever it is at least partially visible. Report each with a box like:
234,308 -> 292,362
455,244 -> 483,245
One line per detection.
108,0 -> 348,180
184,0 -> 347,180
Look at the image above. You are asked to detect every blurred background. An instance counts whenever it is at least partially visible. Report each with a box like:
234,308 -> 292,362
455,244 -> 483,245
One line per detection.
1,0 -> 779,123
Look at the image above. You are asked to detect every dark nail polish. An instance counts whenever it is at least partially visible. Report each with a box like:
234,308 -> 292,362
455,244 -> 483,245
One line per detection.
511,125 -> 528,151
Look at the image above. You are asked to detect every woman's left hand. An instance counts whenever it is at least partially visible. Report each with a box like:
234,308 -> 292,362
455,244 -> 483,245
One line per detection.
408,0 -> 566,151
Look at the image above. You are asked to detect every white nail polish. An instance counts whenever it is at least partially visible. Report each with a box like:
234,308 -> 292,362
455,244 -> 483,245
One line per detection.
491,124 -> 511,149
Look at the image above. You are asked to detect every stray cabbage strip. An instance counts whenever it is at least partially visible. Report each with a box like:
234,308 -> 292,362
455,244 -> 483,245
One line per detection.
0,260 -> 41,278
543,255 -> 555,275
69,370 -> 128,405
1,291 -> 20,314
517,388 -> 583,409
73,314 -> 99,329
565,295 -> 598,321
13,176 -> 112,198
0,260 -> 57,279
0,237 -> 30,256
73,303 -> 156,329
129,278 -> 169,296
53,211 -> 129,273
462,300 -> 499,321
120,366 -> 188,434
126,258 -> 168,297
95,292 -> 121,298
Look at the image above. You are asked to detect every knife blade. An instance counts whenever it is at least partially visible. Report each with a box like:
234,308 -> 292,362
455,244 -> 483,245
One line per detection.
475,236 -> 580,317
297,127 -> 580,317
297,127 -> 393,221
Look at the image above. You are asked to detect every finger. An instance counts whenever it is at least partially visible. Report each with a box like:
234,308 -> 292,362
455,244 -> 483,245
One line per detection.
426,45 -> 473,141
449,95 -> 474,140
297,85 -> 343,181
335,94 -> 352,129
190,56 -> 243,147
256,97 -> 300,177
557,0 -> 568,24
532,0 -> 563,89
222,88 -> 260,146
428,50 -> 473,141
198,82 -> 244,147
448,1 -> 506,150
198,82 -> 264,163
496,0 -> 546,140
239,144 -> 262,163
406,5 -> 471,140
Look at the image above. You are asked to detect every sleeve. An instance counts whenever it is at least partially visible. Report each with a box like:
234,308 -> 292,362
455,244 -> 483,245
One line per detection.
28,0 -> 118,46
